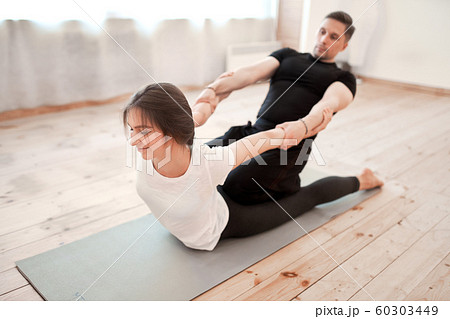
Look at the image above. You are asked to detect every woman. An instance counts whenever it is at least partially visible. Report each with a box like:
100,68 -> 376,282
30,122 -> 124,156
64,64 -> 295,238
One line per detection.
123,83 -> 383,251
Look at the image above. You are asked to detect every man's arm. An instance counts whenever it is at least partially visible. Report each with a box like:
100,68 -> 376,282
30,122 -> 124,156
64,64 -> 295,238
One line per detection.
277,81 -> 354,149
192,56 -> 280,127
302,81 -> 354,131
208,56 -> 280,95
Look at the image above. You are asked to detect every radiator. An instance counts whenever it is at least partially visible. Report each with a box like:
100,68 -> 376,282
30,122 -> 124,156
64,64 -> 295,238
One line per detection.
226,41 -> 282,71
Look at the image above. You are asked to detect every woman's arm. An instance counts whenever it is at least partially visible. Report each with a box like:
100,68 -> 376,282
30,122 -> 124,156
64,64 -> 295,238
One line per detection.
276,108 -> 333,150
230,127 -> 285,169
192,101 -> 213,127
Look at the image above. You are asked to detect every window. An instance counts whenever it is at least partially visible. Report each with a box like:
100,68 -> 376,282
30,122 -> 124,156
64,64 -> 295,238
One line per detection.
1,0 -> 277,25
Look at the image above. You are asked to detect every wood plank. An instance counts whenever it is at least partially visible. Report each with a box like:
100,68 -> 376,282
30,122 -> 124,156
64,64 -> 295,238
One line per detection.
194,181 -> 404,300
0,268 -> 29,295
326,86 -> 442,135
364,129 -> 449,179
0,285 -> 43,301
317,94 -> 449,162
0,88 -> 264,235
0,199 -> 145,254
395,145 -> 450,194
442,184 -> 450,197
404,254 -> 450,301
0,204 -> 148,273
315,88 -> 448,152
295,191 -> 449,300
0,133 -> 128,178
350,215 -> 450,300
1,81 -> 449,300
233,188 -> 422,300
0,104 -> 124,150
0,86 -> 261,178
0,151 -> 129,207
339,118 -> 450,177
0,170 -> 142,236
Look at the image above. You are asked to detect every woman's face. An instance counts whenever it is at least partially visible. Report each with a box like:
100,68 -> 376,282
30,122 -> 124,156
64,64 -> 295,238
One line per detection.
126,107 -> 170,160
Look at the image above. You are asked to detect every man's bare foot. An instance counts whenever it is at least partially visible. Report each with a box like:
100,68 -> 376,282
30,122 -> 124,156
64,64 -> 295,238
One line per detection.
357,168 -> 384,190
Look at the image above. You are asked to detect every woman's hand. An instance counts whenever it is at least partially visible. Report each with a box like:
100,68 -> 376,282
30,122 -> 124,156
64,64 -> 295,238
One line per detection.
276,120 -> 307,151
193,86 -> 231,127
194,71 -> 234,109
276,108 -> 332,150
194,88 -> 219,111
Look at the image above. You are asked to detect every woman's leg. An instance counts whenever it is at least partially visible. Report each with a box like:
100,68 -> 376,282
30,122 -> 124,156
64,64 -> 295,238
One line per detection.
219,175 -> 361,239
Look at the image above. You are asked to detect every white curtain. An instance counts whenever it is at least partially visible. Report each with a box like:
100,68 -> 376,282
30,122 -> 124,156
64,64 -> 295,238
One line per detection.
0,17 -> 275,112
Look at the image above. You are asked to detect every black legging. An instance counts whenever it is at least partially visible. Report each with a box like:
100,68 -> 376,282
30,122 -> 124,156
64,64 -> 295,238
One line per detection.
207,120 -> 317,205
218,175 -> 360,239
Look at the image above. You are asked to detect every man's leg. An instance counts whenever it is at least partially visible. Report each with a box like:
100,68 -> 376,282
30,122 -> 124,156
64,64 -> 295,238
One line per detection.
206,121 -> 258,147
219,174 -> 361,239
222,138 -> 314,205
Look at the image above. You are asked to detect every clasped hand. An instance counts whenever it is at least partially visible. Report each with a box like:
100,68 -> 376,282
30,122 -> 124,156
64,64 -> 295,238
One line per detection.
276,108 -> 333,150
193,71 -> 235,127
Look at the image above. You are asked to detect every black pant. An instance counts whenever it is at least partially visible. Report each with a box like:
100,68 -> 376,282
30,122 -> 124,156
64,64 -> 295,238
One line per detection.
207,120 -> 316,205
218,176 -> 360,239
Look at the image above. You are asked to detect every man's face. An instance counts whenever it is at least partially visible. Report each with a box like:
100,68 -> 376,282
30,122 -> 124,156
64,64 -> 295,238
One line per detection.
313,18 -> 349,62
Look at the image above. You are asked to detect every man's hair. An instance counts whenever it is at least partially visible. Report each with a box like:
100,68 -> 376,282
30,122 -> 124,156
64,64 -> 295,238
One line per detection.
325,11 -> 355,42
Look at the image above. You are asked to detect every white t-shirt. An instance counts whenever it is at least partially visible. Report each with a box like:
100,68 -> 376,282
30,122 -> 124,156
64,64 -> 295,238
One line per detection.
135,139 -> 236,251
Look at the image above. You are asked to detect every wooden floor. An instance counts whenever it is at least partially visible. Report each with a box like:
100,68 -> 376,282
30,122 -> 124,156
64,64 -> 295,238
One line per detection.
0,81 -> 449,301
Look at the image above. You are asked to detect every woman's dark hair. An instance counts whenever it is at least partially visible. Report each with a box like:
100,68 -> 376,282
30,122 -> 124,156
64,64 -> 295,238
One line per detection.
325,11 -> 355,42
122,83 -> 194,146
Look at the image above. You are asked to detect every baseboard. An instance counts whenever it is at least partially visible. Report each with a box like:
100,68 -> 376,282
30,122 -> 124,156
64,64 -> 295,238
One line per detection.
0,85 -> 208,122
0,93 -> 132,122
357,76 -> 450,97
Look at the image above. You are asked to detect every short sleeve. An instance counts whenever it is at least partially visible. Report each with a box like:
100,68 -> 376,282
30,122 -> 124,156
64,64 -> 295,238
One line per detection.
337,71 -> 357,97
269,47 -> 298,63
201,145 -> 236,186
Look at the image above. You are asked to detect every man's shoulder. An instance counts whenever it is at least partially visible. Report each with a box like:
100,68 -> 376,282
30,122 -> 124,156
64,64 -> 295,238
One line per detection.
330,69 -> 357,97
281,47 -> 309,56
335,69 -> 356,81
271,47 -> 302,58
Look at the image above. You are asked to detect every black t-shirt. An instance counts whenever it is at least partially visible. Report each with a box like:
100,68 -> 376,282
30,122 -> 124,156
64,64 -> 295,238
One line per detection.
255,47 -> 356,126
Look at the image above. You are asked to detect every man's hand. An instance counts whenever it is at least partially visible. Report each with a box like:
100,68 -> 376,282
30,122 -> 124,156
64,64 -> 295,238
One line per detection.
276,108 -> 332,150
305,107 -> 332,138
218,71 -> 234,79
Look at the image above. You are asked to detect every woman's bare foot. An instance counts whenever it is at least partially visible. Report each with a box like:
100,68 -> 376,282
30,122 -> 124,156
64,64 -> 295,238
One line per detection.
357,168 -> 384,190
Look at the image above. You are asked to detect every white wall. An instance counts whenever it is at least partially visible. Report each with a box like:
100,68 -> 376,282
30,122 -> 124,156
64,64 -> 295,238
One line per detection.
301,0 -> 339,53
302,0 -> 450,89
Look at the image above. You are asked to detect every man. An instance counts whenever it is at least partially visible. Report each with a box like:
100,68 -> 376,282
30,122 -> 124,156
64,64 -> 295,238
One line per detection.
193,11 -> 357,205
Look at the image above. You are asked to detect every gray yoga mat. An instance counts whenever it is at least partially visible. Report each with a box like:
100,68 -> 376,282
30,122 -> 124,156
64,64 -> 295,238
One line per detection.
16,167 -> 380,301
